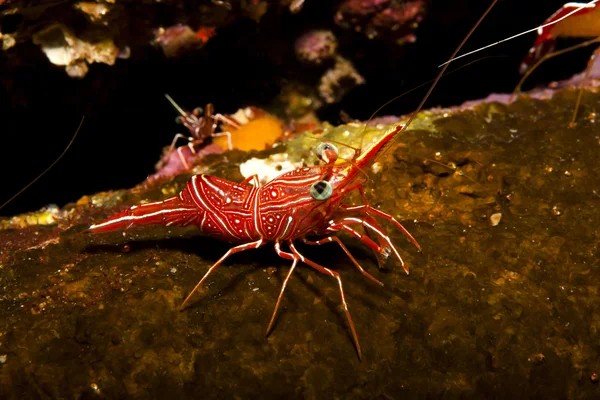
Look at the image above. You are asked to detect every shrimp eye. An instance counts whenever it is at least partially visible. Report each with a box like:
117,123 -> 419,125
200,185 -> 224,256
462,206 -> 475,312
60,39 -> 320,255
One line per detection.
175,116 -> 184,124
310,180 -> 332,201
193,107 -> 203,116
315,142 -> 339,163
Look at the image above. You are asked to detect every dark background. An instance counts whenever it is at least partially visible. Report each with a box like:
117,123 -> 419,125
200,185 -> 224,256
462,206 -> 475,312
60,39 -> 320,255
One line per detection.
0,0 -> 590,216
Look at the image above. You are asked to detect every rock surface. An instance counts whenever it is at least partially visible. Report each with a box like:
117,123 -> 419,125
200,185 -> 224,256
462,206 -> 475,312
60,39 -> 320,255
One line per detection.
1,83 -> 600,398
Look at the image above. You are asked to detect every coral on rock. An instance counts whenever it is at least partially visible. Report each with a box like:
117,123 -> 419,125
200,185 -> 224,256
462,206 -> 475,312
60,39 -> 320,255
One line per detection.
0,0 -> 286,76
281,29 -> 365,116
149,143 -> 224,183
212,107 -> 286,151
32,24 -> 128,78
74,1 -> 112,24
335,0 -> 428,42
318,55 -> 365,104
294,30 -> 338,65
153,25 -> 215,58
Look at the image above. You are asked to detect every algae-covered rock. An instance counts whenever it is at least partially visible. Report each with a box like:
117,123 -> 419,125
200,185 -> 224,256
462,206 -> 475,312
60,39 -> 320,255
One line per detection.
1,84 -> 600,398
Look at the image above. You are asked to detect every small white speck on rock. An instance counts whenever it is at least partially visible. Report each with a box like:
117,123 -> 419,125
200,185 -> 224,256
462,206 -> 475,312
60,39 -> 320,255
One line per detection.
490,213 -> 502,226
371,162 -> 383,174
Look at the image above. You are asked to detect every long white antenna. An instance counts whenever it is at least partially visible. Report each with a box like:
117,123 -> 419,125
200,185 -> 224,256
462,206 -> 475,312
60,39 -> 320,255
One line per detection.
438,0 -> 598,67
0,116 -> 85,211
164,94 -> 187,116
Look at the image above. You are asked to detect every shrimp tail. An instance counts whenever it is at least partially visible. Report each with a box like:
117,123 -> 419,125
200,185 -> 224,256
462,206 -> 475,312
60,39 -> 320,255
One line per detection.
89,196 -> 198,233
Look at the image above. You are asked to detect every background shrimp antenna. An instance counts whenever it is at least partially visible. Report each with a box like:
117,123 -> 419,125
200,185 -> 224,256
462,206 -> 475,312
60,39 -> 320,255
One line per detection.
437,0 -> 598,67
358,0 -> 498,165
361,57 -> 498,130
399,0 -> 497,136
164,93 -> 188,116
356,55 -> 503,159
0,116 -> 85,211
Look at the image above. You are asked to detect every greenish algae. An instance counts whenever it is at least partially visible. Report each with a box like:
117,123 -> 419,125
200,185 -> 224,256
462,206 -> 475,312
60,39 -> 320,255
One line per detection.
0,88 -> 600,399
284,110 -> 437,164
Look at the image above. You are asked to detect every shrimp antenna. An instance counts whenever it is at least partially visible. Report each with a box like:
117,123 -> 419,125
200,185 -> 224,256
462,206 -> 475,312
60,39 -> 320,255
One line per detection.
346,158 -> 370,181
316,138 -> 371,180
164,93 -> 188,116
307,135 -> 362,157
361,56 -> 503,130
319,138 -> 371,180
438,0 -> 598,67
400,0 -> 497,135
359,0 -> 498,161
0,116 -> 85,212
306,136 -> 371,181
